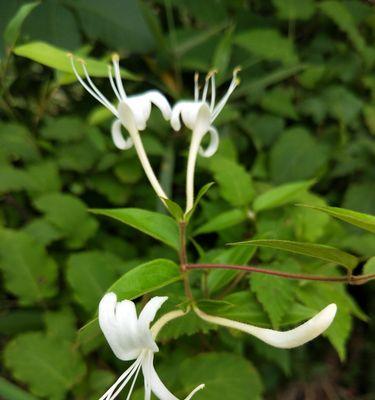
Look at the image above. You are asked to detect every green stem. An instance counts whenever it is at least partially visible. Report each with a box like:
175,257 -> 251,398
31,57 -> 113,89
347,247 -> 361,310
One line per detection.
179,221 -> 193,299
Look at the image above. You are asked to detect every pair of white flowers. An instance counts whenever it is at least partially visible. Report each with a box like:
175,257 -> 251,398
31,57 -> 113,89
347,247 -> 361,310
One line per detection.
99,293 -> 337,400
69,54 -> 240,213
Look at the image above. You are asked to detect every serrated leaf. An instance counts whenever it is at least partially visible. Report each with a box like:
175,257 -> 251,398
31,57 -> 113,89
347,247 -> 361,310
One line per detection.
91,208 -> 179,250
250,260 -> 299,328
298,204 -> 375,233
210,158 -> 254,206
13,41 -> 136,79
3,1 -> 40,48
0,230 -> 58,305
34,193 -> 98,249
78,259 -> 181,347
180,353 -> 263,400
253,180 -> 314,212
66,251 -> 122,313
194,209 -> 247,235
4,332 -> 86,399
231,239 -> 358,271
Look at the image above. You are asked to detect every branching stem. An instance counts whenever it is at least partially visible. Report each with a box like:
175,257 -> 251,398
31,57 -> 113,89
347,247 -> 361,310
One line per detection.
185,263 -> 375,285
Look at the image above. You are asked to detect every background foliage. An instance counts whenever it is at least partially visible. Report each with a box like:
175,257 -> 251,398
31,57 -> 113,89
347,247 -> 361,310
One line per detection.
1,0 -> 375,399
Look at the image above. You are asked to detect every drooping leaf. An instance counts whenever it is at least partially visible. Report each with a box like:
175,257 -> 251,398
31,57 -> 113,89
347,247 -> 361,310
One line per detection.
0,230 -> 58,305
4,333 -> 86,399
253,180 -> 314,212
230,239 -> 358,271
298,204 -> 375,233
91,208 -> 179,250
180,352 -> 263,400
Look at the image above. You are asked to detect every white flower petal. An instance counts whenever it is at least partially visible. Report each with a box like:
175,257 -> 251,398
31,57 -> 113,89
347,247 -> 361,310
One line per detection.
171,101 -> 211,131
195,303 -> 337,349
126,95 -> 152,131
111,119 -> 133,150
143,90 -> 172,121
138,296 -> 168,351
118,101 -> 137,133
199,126 -> 219,158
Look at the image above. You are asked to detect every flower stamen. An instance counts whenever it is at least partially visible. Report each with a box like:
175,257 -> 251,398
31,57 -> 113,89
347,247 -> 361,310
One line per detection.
112,53 -> 127,101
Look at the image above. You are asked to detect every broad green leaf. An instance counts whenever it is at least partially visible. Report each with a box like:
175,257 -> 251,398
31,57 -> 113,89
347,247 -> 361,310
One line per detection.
260,87 -> 298,119
272,0 -> 316,20
0,166 -> 30,193
13,41 -> 136,79
185,182 -> 215,221
180,353 -> 263,400
231,239 -> 359,270
23,218 -> 62,246
66,251 -> 123,313
3,1 -> 40,49
194,209 -> 247,235
0,230 -> 58,305
91,208 -> 179,250
298,204 -> 375,233
41,116 -> 86,142
235,28 -> 298,65
253,180 -> 314,212
250,260 -> 299,329
4,333 -> 86,399
0,310 -> 43,336
210,158 -> 254,207
44,308 -> 76,342
270,127 -> 329,183
207,246 -> 256,295
0,377 -> 38,400
34,193 -> 98,249
78,259 -> 181,347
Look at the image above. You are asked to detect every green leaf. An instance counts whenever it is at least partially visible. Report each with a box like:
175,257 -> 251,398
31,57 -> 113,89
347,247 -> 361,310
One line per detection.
210,158 -> 254,206
320,1 -> 367,55
231,239 -> 359,271
78,259 -> 181,347
207,246 -> 256,295
180,353 -> 263,400
260,87 -> 298,119
34,193 -> 98,249
253,180 -> 314,212
363,257 -> 375,275
163,198 -> 184,221
13,41 -> 136,79
0,377 -> 38,400
3,1 -> 40,49
250,260 -> 299,329
194,209 -> 247,235
91,208 -> 179,250
270,127 -> 329,184
44,308 -> 76,342
4,332 -> 86,399
235,28 -> 298,65
298,204 -> 375,233
0,230 -> 58,305
272,0 -> 316,20
66,251 -> 122,313
185,182 -> 215,221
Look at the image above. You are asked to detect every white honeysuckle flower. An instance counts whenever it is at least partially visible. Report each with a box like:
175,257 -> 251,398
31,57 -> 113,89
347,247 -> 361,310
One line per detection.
194,303 -> 337,349
170,69 -> 240,212
68,53 -> 170,200
98,293 -> 204,400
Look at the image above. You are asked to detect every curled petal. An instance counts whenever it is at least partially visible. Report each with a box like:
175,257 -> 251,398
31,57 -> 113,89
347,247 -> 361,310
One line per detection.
171,101 -> 210,131
143,90 -> 172,121
111,119 -> 133,150
126,95 -> 152,131
199,126 -> 219,158
194,304 -> 337,349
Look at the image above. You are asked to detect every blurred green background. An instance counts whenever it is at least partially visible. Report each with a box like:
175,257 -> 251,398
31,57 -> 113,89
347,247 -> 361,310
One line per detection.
0,0 -> 375,399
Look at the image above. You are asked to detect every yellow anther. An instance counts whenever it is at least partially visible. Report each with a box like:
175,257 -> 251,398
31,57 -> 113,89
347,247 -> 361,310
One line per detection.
77,58 -> 86,65
112,53 -> 120,62
66,52 -> 73,59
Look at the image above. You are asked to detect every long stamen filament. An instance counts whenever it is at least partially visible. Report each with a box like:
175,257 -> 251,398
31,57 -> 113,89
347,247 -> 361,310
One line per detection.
201,74 -> 210,102
108,66 -> 122,102
112,53 -> 127,101
68,54 -> 118,116
194,72 -> 199,101
209,70 -> 217,111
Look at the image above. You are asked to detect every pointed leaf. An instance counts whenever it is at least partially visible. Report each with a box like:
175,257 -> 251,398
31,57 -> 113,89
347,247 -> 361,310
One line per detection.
297,204 -> 375,233
230,239 -> 359,271
91,208 -> 180,250
194,209 -> 247,235
185,182 -> 215,221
